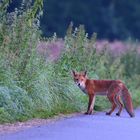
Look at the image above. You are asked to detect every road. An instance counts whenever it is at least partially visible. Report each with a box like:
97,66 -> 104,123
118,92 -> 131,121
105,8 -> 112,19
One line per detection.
1,109 -> 140,140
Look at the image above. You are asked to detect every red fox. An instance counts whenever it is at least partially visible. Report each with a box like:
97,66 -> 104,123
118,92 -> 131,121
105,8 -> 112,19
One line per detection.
72,70 -> 135,117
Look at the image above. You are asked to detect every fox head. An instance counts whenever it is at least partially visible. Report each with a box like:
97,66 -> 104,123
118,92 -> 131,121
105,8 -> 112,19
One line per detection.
72,70 -> 87,90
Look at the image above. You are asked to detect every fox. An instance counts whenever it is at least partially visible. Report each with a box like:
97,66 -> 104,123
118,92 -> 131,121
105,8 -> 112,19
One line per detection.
72,70 -> 135,117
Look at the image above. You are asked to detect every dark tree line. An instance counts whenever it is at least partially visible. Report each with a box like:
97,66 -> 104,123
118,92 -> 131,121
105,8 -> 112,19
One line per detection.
7,0 -> 140,40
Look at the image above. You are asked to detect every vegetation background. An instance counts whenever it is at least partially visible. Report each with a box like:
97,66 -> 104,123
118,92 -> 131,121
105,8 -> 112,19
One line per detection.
0,0 -> 140,123
8,0 -> 140,40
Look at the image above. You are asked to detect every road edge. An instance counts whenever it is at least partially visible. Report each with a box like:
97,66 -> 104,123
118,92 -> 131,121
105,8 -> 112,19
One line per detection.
0,113 -> 81,135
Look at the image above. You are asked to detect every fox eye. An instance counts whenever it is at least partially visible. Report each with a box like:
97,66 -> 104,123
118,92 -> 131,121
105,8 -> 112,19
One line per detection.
75,78 -> 78,81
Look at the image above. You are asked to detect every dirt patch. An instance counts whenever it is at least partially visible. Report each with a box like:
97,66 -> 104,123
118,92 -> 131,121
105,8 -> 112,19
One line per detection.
0,113 -> 80,134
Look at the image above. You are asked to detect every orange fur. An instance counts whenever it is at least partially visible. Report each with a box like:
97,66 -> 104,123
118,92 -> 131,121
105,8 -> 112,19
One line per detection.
72,70 -> 135,117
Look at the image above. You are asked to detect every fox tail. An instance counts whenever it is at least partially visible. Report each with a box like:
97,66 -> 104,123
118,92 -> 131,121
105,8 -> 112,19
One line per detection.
121,85 -> 135,117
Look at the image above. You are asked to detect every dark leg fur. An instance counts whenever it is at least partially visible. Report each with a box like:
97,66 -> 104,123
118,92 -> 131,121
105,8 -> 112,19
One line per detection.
115,95 -> 123,116
85,94 -> 95,115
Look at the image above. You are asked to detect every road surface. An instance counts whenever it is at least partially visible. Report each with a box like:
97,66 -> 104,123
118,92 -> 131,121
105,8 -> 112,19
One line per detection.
1,109 -> 140,140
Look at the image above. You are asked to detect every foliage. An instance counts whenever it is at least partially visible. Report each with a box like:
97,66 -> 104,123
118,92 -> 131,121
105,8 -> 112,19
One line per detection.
37,0 -> 140,40
0,1 -> 86,123
0,0 -> 12,12
55,23 -> 125,80
46,23 -> 140,114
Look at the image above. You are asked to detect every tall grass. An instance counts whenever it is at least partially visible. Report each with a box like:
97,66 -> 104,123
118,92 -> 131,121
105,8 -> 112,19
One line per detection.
39,23 -> 140,112
0,8 -> 87,123
0,5 -> 140,123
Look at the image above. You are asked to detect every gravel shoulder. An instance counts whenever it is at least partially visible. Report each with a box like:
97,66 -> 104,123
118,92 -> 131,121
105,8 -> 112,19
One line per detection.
0,113 -> 80,134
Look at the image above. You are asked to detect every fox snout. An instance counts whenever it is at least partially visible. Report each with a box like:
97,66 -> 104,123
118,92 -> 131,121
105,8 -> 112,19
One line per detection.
75,81 -> 81,87
75,81 -> 86,92
78,83 -> 81,87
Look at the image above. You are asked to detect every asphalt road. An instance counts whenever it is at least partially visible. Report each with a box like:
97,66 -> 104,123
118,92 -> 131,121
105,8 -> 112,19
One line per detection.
1,109 -> 140,140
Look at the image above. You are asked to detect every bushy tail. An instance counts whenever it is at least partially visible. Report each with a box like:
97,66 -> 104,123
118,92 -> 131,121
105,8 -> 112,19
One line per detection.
121,86 -> 135,117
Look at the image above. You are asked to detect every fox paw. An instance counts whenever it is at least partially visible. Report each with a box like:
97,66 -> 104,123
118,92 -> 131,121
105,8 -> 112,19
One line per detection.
84,112 -> 89,115
84,111 -> 92,115
116,113 -> 120,116
106,112 -> 111,115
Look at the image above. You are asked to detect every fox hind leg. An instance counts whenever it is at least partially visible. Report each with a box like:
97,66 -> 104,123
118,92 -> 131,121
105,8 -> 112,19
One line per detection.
106,94 -> 117,115
115,95 -> 123,116
107,84 -> 123,116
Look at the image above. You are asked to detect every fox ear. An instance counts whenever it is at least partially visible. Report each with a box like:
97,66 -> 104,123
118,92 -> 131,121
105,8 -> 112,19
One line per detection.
72,70 -> 76,77
83,71 -> 87,77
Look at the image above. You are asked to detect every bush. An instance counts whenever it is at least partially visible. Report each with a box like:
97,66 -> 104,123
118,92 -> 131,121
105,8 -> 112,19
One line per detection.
52,23 -> 140,110
0,5 -> 87,123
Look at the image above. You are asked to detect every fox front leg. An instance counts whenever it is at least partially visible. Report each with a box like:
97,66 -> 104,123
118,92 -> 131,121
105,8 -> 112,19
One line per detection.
85,94 -> 95,115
